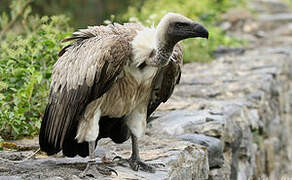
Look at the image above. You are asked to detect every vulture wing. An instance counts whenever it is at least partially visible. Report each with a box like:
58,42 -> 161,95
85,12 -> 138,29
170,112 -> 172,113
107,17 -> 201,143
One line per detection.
39,33 -> 132,156
147,44 -> 183,120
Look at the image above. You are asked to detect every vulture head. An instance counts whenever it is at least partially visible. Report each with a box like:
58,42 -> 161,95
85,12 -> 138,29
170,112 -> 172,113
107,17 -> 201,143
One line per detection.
148,13 -> 209,67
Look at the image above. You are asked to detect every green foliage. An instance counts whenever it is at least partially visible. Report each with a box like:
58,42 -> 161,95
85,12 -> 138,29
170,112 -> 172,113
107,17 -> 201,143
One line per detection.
285,0 -> 292,7
0,0 -> 72,140
124,0 -> 245,62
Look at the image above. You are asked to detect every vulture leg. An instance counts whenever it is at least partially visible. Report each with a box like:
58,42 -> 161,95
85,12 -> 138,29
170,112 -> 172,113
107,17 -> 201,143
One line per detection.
113,134 -> 156,173
129,134 -> 156,173
79,141 -> 117,178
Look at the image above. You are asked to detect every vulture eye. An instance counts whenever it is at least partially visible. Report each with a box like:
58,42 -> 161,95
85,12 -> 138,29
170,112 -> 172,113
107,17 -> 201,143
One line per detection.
175,22 -> 188,29
138,61 -> 147,70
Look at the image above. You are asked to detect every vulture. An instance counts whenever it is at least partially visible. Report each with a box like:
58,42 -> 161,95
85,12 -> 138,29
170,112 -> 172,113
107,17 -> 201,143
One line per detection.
39,13 -> 208,177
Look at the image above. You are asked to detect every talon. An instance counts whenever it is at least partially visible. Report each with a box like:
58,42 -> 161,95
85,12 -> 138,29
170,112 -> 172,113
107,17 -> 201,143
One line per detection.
115,156 -> 156,173
110,169 -> 118,176
137,164 -> 140,171
80,162 -> 119,178
152,162 -> 166,168
113,156 -> 123,161
136,161 -> 156,173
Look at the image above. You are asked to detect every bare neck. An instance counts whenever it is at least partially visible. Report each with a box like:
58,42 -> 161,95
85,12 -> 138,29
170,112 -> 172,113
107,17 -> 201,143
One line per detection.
154,33 -> 177,66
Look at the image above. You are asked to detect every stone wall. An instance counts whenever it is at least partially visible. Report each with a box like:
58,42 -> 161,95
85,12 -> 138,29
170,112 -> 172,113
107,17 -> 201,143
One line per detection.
148,48 -> 292,179
1,45 -> 290,180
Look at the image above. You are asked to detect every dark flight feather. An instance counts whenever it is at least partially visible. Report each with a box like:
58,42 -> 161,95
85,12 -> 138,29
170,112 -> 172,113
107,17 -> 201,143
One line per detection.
39,25 -> 135,156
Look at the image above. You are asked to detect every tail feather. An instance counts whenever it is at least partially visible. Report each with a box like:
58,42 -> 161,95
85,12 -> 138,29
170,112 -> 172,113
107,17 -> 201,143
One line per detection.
39,83 -> 91,157
39,104 -> 62,155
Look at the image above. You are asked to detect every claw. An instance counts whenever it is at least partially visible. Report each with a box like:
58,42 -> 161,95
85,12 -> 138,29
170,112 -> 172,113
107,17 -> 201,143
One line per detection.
79,163 -> 118,178
96,165 -> 118,176
112,155 -> 128,167
108,168 -> 118,176
150,162 -> 166,168
113,156 -> 156,173
112,156 -> 123,161
135,161 -> 155,173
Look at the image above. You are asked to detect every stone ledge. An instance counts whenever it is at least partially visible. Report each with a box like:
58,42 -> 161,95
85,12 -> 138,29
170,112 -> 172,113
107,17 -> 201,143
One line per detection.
0,137 -> 209,180
148,44 -> 292,179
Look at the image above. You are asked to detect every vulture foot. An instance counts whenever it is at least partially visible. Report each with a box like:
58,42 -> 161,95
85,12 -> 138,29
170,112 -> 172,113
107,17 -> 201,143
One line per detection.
129,158 -> 155,173
113,156 -> 164,173
79,162 -> 118,178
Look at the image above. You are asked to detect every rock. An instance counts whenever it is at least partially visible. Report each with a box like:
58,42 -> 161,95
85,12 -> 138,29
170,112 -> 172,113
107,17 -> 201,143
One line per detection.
44,177 -> 64,180
259,13 -> 292,22
255,30 -> 266,38
251,0 -> 289,13
213,47 -> 245,58
149,110 -> 226,138
208,163 -> 231,180
178,134 -> 224,168
257,13 -> 292,30
0,176 -> 22,180
167,145 -> 209,180
267,48 -> 292,55
0,138 -> 209,180
219,21 -> 231,31
222,9 -> 252,24
243,21 -> 259,33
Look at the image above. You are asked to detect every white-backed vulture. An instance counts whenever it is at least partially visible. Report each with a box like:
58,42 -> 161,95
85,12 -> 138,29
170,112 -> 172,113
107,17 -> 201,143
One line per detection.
39,13 -> 209,177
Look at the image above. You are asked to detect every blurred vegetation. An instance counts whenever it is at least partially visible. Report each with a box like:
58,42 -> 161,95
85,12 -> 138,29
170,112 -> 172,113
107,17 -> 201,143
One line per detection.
286,0 -> 292,6
0,0 -> 138,28
0,0 -> 245,140
0,0 -> 72,140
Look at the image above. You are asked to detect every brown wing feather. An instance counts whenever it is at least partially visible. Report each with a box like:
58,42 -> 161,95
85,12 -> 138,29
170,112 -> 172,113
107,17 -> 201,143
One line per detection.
147,44 -> 183,120
39,27 -> 133,156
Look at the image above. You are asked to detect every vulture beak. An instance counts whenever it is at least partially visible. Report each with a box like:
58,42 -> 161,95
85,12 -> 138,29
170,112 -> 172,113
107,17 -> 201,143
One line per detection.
190,22 -> 209,39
